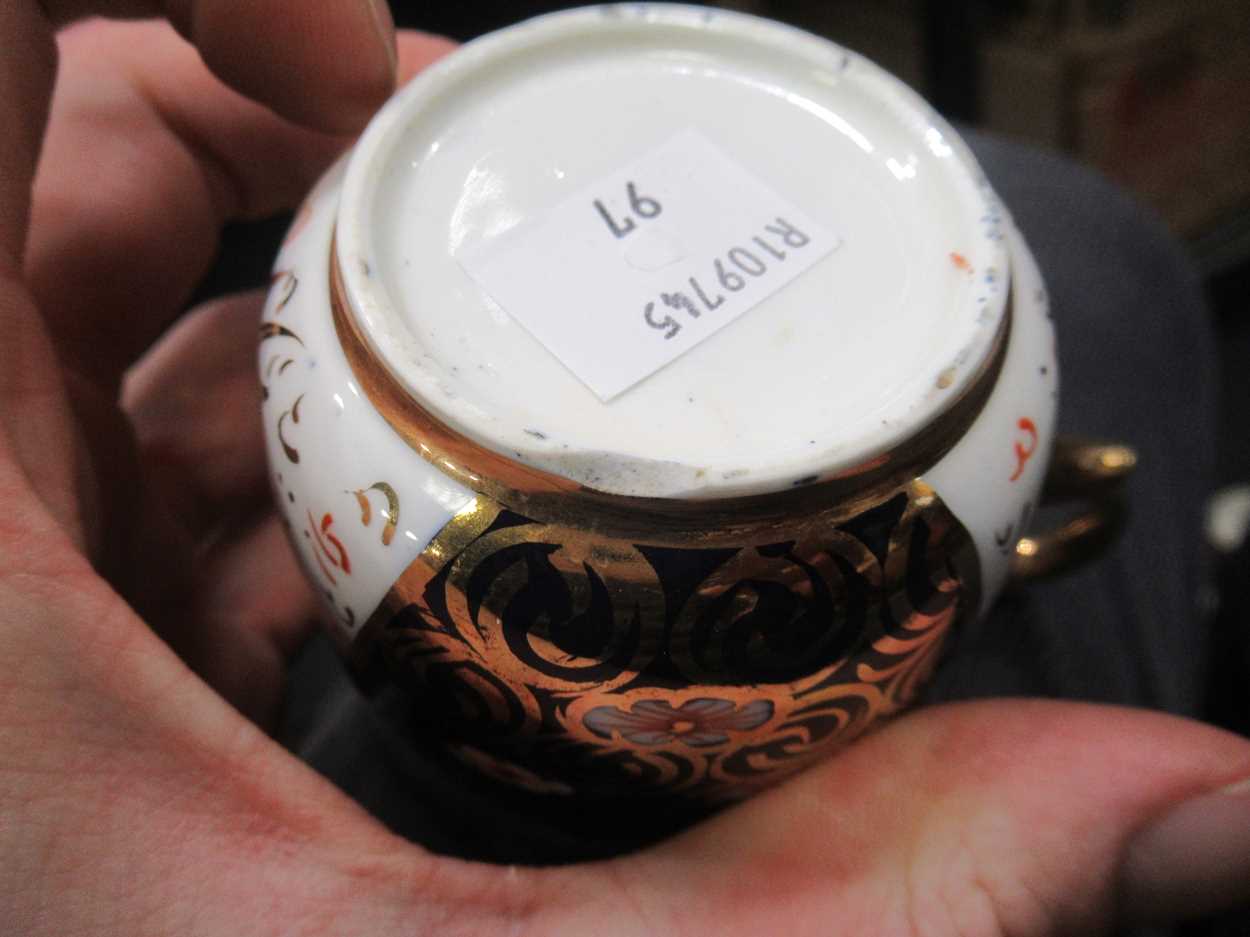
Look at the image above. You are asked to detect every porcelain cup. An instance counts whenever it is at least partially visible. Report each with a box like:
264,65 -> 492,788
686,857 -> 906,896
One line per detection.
259,4 -> 1133,802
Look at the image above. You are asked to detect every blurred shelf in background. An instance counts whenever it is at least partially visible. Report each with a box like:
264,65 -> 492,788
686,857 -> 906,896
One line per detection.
978,0 -> 1250,270
754,0 -> 1250,269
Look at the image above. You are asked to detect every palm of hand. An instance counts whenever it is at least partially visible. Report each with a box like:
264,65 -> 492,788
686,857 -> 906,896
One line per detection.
1,5 -> 1248,935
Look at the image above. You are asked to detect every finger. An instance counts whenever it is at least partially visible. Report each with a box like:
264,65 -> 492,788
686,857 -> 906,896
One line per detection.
0,552 -> 534,935
108,483 -> 319,725
558,701 -> 1250,935
149,508 -> 320,725
43,0 -> 399,134
2,0 -> 408,266
0,4 -> 444,535
26,25 -> 453,391
124,290 -> 272,538
0,2 -> 57,265
0,5 -> 88,544
123,291 -> 321,719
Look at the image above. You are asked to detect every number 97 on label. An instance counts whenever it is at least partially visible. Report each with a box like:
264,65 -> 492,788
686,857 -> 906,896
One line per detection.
593,181 -> 662,240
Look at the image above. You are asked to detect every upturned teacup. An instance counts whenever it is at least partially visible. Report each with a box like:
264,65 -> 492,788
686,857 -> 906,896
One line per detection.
259,4 -> 1132,802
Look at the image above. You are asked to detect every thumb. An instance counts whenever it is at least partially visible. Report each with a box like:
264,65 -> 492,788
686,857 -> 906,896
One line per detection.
580,700 -> 1250,935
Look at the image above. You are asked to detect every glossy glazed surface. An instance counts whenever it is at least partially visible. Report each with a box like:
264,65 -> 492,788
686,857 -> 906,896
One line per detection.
259,8 -> 1054,779
260,3 -> 1054,645
335,4 -> 1010,497
260,159 -> 474,641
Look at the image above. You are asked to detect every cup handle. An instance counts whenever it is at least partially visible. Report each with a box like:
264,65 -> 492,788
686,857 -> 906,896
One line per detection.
1009,435 -> 1138,582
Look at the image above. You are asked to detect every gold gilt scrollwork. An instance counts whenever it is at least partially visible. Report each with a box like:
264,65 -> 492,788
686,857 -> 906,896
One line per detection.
325,228 -> 997,802
364,480 -> 979,802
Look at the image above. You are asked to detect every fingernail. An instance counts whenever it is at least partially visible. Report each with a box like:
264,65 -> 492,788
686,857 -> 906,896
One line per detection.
366,0 -> 399,79
1119,777 -> 1250,922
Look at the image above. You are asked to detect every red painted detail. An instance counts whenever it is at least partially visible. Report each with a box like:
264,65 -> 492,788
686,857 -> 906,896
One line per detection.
306,509 -> 352,584
1010,417 -> 1038,481
950,251 -> 972,273
319,512 -> 352,574
310,541 -> 337,586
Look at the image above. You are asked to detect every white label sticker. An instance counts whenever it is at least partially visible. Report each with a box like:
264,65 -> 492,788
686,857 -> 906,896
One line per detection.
459,130 -> 841,401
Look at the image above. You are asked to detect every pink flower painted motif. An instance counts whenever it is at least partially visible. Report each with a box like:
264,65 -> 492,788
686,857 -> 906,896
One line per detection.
584,697 -> 773,748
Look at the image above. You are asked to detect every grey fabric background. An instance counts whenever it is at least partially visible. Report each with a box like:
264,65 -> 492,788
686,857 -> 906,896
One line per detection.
928,130 -> 1215,715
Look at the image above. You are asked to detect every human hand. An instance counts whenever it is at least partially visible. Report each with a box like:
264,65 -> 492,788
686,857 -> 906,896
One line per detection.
2,4 -> 1249,934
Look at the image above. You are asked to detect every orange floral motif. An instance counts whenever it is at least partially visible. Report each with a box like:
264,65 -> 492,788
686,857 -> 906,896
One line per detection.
584,698 -> 774,748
